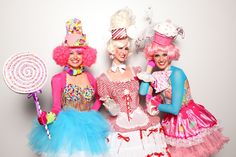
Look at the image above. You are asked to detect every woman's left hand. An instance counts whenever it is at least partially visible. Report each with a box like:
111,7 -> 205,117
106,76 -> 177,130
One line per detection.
164,89 -> 172,99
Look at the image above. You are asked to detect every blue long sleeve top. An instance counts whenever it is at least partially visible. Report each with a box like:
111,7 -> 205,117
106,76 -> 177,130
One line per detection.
158,66 -> 187,115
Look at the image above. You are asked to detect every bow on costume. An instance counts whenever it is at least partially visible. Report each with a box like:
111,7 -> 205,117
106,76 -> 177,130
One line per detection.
111,63 -> 126,73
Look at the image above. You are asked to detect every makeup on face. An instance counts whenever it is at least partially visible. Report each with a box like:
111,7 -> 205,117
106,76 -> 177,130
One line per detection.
67,50 -> 83,69
154,51 -> 170,70
113,43 -> 129,63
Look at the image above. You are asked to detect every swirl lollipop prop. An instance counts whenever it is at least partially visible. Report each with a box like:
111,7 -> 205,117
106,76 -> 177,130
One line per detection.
3,52 -> 51,139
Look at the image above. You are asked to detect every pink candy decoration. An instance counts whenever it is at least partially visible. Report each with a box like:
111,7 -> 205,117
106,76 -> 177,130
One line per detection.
153,32 -> 174,46
3,52 -> 47,93
3,52 -> 51,139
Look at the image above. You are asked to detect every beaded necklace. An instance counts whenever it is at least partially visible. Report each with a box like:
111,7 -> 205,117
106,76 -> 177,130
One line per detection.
64,65 -> 84,76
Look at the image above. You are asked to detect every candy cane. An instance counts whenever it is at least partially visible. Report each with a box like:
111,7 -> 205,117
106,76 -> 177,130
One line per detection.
3,52 -> 51,139
28,91 -> 51,139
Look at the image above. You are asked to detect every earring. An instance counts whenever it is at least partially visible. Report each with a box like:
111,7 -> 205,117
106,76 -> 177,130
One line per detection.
110,54 -> 114,59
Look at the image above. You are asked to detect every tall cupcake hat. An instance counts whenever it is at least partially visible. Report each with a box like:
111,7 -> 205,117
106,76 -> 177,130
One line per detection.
64,18 -> 87,47
53,18 -> 97,67
152,20 -> 184,46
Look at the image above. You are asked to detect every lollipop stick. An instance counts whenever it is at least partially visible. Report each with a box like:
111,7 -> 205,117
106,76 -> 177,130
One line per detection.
28,91 -> 51,139
3,52 -> 50,139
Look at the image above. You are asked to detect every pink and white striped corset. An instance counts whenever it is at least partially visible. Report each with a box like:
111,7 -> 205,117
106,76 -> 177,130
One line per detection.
62,84 -> 95,111
97,66 -> 160,133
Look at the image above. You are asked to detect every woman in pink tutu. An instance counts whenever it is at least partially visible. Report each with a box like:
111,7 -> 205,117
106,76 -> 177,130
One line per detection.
29,18 -> 109,157
139,20 -> 229,157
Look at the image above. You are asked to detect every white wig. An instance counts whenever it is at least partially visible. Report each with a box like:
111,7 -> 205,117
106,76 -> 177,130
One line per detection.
110,7 -> 135,30
107,8 -> 135,55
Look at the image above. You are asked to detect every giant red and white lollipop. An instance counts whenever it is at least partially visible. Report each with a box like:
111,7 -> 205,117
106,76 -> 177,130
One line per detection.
3,52 -> 51,139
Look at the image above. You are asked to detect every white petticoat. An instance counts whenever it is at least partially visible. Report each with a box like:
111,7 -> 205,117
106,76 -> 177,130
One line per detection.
105,123 -> 170,157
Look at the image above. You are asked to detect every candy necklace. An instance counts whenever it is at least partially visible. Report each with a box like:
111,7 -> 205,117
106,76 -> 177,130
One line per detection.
64,65 -> 84,76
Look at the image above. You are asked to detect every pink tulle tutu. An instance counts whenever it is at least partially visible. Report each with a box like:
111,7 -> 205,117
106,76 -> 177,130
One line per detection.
162,100 -> 229,157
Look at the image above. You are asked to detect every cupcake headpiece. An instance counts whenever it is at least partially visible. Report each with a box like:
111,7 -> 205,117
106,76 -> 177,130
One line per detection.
53,18 -> 97,67
64,18 -> 87,47
153,20 -> 184,46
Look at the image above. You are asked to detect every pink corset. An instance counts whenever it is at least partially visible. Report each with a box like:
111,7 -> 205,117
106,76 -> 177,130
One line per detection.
97,66 -> 160,132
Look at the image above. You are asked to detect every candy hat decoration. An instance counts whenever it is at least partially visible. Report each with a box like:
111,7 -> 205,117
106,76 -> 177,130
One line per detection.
110,8 -> 137,40
64,18 -> 87,47
52,18 -> 97,68
153,20 -> 184,46
3,52 -> 51,139
135,7 -> 155,52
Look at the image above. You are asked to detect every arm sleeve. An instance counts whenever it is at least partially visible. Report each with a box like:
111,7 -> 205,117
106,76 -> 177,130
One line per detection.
139,82 -> 150,96
91,81 -> 102,111
97,75 -> 110,100
51,75 -> 62,115
138,63 -> 153,96
158,68 -> 186,115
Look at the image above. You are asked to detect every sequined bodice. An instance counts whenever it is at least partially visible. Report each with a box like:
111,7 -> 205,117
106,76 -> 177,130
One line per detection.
62,84 -> 95,111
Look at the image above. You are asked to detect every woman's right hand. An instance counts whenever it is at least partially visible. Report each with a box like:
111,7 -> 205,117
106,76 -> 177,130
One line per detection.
146,94 -> 162,116
101,97 -> 120,116
38,111 -> 56,125
146,101 -> 160,116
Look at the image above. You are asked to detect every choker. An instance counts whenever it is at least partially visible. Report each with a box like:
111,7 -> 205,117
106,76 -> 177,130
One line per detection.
64,65 -> 84,76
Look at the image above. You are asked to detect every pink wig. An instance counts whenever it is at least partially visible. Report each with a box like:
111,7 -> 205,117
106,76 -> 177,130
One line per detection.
53,45 -> 97,67
79,46 -> 97,67
53,45 -> 70,66
144,42 -> 180,61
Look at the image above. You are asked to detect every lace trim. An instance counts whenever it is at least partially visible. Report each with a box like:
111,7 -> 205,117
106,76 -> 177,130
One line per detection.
165,124 -> 220,147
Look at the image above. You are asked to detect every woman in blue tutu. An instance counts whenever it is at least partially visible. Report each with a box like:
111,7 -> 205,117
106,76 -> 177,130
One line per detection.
29,18 -> 110,157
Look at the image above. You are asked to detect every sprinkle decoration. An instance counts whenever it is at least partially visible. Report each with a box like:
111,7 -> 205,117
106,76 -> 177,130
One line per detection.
63,84 -> 94,102
66,18 -> 82,34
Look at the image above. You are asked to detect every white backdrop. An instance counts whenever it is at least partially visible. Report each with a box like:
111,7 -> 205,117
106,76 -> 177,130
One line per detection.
0,0 -> 235,156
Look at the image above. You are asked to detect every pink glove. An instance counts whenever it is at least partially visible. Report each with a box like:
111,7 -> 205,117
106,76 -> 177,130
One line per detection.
146,94 -> 152,103
151,95 -> 162,108
38,111 -> 47,125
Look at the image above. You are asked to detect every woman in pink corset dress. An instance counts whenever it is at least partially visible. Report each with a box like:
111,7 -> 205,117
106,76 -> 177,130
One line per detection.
97,8 -> 170,157
139,20 -> 229,157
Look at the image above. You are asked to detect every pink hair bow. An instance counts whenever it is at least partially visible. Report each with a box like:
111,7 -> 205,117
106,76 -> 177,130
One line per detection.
151,71 -> 172,93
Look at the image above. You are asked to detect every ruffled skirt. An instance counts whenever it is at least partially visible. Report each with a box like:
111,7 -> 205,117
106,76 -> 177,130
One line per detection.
28,108 -> 110,157
105,123 -> 171,157
162,100 -> 229,157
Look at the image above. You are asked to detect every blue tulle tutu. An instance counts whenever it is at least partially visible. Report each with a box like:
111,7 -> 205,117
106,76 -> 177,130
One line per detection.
28,108 -> 110,156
